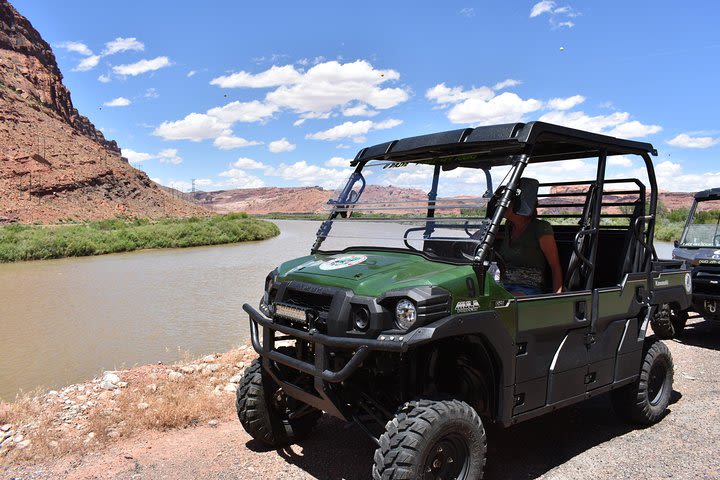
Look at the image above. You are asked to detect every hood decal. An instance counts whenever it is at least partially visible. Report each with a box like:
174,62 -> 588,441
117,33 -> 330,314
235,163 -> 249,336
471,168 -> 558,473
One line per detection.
319,254 -> 368,270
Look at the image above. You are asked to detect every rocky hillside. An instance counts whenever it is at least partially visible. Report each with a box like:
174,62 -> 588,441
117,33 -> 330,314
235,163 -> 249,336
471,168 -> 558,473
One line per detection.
193,185 -> 430,214
0,2 -> 206,223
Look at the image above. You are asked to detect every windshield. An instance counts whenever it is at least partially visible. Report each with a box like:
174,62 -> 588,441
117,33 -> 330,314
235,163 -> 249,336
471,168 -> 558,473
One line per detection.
314,160 -> 500,261
681,199 -> 720,247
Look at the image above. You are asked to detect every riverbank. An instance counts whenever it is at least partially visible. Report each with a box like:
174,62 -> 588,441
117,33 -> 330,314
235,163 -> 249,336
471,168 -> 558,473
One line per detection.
0,345 -> 258,464
2,319 -> 719,479
0,213 -> 280,262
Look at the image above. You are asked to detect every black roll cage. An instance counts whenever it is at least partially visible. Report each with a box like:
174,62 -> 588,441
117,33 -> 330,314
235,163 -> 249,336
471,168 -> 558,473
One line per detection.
311,121 -> 659,285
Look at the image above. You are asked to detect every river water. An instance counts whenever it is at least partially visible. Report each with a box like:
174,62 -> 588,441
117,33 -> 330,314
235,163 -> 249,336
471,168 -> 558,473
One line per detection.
0,220 -> 675,401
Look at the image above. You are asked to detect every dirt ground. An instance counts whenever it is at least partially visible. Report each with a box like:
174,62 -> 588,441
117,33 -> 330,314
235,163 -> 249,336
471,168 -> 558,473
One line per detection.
3,317 -> 720,480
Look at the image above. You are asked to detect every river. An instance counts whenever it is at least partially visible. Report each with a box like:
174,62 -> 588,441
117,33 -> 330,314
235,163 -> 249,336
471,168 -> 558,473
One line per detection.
0,220 -> 675,401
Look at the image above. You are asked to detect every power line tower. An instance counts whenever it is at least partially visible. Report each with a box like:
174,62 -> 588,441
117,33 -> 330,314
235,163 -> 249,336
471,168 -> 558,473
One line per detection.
191,179 -> 196,193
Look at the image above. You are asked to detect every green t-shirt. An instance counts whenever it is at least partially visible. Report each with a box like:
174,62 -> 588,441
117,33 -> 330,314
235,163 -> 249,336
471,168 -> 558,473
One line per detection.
499,218 -> 554,292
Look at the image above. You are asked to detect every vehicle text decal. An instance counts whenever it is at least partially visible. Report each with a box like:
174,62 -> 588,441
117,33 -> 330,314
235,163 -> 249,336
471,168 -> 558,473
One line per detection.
319,254 -> 368,270
455,300 -> 480,313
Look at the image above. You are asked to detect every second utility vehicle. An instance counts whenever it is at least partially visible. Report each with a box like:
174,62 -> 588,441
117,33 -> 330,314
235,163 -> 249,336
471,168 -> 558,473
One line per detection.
664,187 -> 720,337
237,121 -> 691,479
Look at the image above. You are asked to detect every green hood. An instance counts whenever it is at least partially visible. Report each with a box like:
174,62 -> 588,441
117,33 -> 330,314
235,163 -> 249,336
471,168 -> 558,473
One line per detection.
277,250 -> 476,298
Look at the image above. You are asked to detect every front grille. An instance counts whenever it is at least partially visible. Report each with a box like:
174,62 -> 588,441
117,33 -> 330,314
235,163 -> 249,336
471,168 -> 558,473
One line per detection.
272,284 -> 336,334
693,268 -> 720,296
282,290 -> 333,314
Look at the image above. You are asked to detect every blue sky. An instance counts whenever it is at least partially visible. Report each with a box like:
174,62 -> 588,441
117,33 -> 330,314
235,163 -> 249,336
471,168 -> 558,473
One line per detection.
11,0 -> 720,193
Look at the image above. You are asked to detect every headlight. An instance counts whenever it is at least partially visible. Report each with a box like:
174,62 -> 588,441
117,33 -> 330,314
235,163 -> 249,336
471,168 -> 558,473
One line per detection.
395,299 -> 417,330
685,273 -> 692,293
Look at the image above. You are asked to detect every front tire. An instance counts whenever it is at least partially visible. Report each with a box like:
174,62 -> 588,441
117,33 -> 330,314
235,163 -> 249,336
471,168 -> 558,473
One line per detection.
611,339 -> 674,425
373,399 -> 487,480
651,303 -> 687,339
236,356 -> 320,447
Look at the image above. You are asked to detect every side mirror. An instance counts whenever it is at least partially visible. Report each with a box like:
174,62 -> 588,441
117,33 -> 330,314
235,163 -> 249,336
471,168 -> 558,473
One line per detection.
673,240 -> 679,248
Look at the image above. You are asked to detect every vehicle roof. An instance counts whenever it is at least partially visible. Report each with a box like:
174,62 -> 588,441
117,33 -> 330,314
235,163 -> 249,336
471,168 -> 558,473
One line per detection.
352,121 -> 657,167
695,188 -> 720,200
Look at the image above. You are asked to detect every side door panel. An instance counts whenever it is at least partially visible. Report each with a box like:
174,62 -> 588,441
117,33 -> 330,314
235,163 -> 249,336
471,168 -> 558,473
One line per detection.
587,278 -> 646,390
513,292 -> 591,415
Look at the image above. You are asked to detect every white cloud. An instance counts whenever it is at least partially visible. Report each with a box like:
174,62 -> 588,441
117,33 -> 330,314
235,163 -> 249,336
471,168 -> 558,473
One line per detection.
123,148 -> 153,164
667,134 -> 720,149
157,59 -> 408,146
217,168 -> 265,188
268,138 -> 296,153
231,158 -> 266,169
607,120 -> 662,138
546,95 -> 585,110
153,113 -> 230,141
493,79 -> 521,91
530,1 -> 555,17
155,101 -> 275,144
459,7 -> 475,17
637,160 -> 720,192
104,97 -> 131,107
123,148 -> 182,165
269,160 -> 351,189
343,104 -> 379,117
58,41 -> 93,56
102,37 -> 144,56
157,148 -> 182,165
426,83 -> 494,105
531,1 -> 579,28
98,74 -> 111,83
306,118 -> 402,141
113,56 -> 170,76
213,135 -> 262,150
75,55 -> 101,71
144,88 -> 159,99
607,155 -> 634,167
207,100 -> 278,123
187,70 -> 197,77
264,60 -> 409,116
210,65 -> 302,88
539,110 -> 661,138
447,92 -> 543,125
325,157 -> 352,167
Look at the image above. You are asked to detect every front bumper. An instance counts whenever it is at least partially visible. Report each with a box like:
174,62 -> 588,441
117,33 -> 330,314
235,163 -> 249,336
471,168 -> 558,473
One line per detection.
245,303 -> 408,419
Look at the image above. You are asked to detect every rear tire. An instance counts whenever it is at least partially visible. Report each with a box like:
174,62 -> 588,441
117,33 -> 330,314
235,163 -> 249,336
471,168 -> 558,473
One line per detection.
651,303 -> 687,339
372,399 -> 487,480
611,339 -> 674,425
236,356 -> 321,447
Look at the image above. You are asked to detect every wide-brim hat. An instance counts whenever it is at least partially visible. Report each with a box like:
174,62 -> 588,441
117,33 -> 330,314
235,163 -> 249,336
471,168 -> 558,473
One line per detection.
514,177 -> 539,216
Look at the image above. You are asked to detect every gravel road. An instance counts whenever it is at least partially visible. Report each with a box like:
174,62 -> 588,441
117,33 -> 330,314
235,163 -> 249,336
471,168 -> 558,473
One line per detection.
4,317 -> 720,480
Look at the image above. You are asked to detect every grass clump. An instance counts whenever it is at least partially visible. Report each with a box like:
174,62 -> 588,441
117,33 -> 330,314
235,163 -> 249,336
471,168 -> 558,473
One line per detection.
0,213 -> 279,262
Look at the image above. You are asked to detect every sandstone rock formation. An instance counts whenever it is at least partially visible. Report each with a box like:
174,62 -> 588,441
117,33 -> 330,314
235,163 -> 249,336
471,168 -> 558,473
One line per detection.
0,2 -> 206,223
192,185 -> 431,215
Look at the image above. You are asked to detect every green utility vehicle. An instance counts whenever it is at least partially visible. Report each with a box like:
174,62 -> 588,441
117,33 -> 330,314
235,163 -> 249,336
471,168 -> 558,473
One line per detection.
662,187 -> 720,337
237,122 -> 691,479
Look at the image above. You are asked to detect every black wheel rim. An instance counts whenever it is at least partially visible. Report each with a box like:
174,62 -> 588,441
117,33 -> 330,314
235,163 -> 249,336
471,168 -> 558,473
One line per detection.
423,433 -> 470,479
648,363 -> 666,405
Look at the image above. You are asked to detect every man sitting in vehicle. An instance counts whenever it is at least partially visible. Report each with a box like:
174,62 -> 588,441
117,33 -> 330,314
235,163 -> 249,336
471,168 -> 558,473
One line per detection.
497,178 -> 563,296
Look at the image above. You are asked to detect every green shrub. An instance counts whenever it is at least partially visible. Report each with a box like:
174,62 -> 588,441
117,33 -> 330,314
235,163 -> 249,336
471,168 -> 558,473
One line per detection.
0,214 -> 279,262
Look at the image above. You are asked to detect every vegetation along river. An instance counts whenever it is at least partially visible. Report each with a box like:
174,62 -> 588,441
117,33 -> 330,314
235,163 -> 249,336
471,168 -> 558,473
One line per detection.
0,220 -> 675,401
